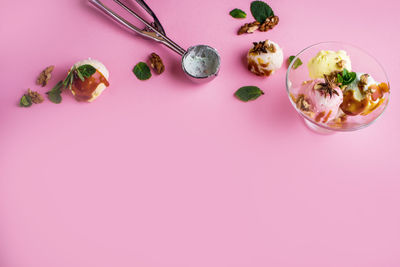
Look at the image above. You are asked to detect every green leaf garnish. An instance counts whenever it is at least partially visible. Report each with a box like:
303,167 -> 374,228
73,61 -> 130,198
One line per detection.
230,8 -> 247,19
250,1 -> 274,23
288,56 -> 303,69
62,64 -> 96,90
340,68 -> 357,86
47,91 -> 62,104
344,72 -> 356,85
48,64 -> 97,104
77,64 -> 96,78
337,73 -> 344,84
234,86 -> 264,102
133,62 -> 152,81
19,94 -> 32,107
63,67 -> 76,90
76,68 -> 85,82
46,80 -> 63,104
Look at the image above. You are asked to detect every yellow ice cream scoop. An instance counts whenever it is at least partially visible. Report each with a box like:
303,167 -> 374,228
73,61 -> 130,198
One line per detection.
308,50 -> 351,79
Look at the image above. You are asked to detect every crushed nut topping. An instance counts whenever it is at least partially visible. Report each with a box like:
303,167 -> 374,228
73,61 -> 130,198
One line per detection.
358,74 -> 369,89
27,89 -> 44,104
296,94 -> 310,111
238,21 -> 260,35
149,52 -> 165,74
314,75 -> 340,98
326,70 -> 341,85
36,65 -> 54,87
336,60 -> 344,69
259,16 -> 279,32
250,40 -> 276,54
266,43 -> 276,53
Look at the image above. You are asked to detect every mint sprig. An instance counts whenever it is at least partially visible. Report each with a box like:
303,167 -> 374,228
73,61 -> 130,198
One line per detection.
133,62 -> 152,81
230,8 -> 247,19
63,64 -> 96,90
337,68 -> 356,86
235,86 -> 264,102
78,64 -> 96,78
250,1 -> 274,23
46,81 -> 64,104
288,56 -> 303,70
42,64 -> 97,104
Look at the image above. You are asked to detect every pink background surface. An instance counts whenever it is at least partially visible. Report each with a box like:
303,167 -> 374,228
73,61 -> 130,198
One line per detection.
1,0 -> 400,266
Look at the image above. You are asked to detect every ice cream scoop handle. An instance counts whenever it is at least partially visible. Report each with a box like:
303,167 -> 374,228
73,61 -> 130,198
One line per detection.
89,0 -> 186,56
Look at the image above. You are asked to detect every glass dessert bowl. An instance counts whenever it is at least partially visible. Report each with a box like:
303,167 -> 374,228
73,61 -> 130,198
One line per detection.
286,42 -> 390,133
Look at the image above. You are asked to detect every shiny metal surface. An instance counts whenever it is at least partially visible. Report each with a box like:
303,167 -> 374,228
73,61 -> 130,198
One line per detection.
89,0 -> 220,82
182,45 -> 221,83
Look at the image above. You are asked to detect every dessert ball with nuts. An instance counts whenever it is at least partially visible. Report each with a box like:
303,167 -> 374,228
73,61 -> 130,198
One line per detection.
247,40 -> 283,76
68,59 -> 110,102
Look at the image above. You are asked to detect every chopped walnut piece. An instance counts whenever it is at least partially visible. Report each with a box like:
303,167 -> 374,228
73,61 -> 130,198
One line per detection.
149,52 -> 165,74
238,21 -> 260,35
296,95 -> 310,111
358,74 -> 372,94
359,74 -> 369,85
336,60 -> 344,68
36,65 -> 54,87
250,40 -> 276,54
326,71 -> 340,85
265,42 -> 276,53
259,15 -> 279,32
27,89 -> 44,104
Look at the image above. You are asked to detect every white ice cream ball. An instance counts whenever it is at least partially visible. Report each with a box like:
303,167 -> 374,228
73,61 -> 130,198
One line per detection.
247,40 -> 283,76
71,58 -> 110,102
340,72 -> 388,116
345,72 -> 377,101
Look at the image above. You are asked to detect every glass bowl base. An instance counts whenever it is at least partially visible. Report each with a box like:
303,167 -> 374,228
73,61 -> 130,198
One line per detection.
303,119 -> 335,135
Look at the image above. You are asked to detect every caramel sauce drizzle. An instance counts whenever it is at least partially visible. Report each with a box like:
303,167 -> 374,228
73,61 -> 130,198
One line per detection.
315,112 -> 325,123
322,110 -> 332,123
340,82 -> 389,116
71,70 -> 109,101
248,59 -> 272,76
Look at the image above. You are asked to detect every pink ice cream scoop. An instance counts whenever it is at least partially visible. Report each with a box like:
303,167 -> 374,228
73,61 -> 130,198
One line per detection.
297,78 -> 343,123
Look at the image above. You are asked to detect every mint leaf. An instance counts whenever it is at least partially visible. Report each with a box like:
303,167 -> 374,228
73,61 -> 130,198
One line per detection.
341,68 -> 356,85
19,94 -> 32,107
47,91 -> 62,104
230,8 -> 247,19
342,68 -> 349,77
288,56 -> 303,69
337,73 -> 344,84
77,64 -> 96,78
347,72 -> 357,83
250,1 -> 274,23
234,86 -> 264,102
133,62 -> 152,81
46,80 -> 63,104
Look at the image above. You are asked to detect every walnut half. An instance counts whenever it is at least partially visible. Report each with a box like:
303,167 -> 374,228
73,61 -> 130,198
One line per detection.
238,21 -> 260,35
250,40 -> 276,54
357,73 -> 369,91
149,53 -> 165,74
259,16 -> 279,32
27,89 -> 44,104
296,95 -> 310,111
36,65 -> 54,87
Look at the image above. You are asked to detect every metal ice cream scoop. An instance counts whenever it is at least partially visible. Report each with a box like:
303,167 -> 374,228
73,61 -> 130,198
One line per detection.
89,0 -> 221,83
